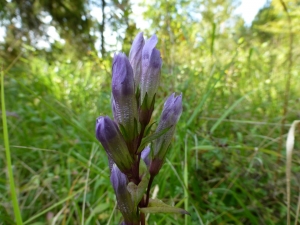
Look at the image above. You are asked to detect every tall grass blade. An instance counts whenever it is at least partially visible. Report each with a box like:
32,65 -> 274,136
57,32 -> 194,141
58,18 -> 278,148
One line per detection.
23,179 -> 96,225
210,22 -> 216,56
166,159 -> 204,225
107,203 -> 117,225
286,120 -> 300,225
186,65 -> 217,127
1,71 -> 23,225
210,91 -> 253,134
184,135 -> 189,225
82,145 -> 96,225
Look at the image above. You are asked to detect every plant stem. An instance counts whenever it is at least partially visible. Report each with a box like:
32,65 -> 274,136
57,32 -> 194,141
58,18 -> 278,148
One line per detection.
140,212 -> 145,225
145,175 -> 155,206
136,124 -> 146,154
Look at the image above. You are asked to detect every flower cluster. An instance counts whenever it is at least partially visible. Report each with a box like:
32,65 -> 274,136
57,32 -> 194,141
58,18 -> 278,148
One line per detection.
95,32 -> 186,225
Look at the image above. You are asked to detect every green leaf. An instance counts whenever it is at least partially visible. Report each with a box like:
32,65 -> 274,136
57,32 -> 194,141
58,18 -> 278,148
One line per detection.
134,117 -> 139,137
141,92 -> 156,110
137,126 -> 172,153
135,86 -> 141,106
127,161 -> 150,206
118,123 -> 129,140
140,92 -> 148,110
140,199 -> 190,215
210,90 -> 255,134
144,121 -> 156,137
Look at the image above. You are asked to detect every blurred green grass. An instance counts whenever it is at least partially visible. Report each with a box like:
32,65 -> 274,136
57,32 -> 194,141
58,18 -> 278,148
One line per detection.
1,30 -> 300,225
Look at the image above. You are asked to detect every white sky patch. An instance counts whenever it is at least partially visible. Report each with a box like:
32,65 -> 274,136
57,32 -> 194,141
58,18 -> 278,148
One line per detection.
131,2 -> 150,30
235,0 -> 269,25
36,25 -> 65,49
35,39 -> 51,49
47,26 -> 61,42
90,7 -> 103,23
90,5 -> 124,53
40,14 -> 52,24
0,27 -> 6,42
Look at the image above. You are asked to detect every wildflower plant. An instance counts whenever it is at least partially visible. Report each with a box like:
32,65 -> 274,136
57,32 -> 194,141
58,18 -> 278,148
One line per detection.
96,32 -> 188,225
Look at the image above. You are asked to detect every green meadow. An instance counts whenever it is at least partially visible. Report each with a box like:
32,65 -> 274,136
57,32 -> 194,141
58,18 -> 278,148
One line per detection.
1,0 -> 300,224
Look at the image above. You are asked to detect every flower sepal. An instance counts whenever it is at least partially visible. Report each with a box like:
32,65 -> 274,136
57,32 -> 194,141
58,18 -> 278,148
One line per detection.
127,160 -> 150,207
139,92 -> 155,127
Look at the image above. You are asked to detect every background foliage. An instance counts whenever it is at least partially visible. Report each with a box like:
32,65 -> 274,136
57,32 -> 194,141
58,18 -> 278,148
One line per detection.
1,0 -> 300,224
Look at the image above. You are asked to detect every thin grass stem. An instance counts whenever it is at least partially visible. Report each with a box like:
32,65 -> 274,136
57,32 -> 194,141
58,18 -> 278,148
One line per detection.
184,134 -> 189,225
1,70 -> 23,225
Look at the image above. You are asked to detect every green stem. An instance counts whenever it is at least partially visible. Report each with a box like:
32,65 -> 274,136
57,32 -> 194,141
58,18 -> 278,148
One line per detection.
1,71 -> 23,225
145,175 -> 155,206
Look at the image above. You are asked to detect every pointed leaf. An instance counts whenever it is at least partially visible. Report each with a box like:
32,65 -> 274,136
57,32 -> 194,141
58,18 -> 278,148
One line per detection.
127,161 -> 150,206
144,121 -> 156,136
139,198 -> 190,215
118,123 -> 129,140
137,126 -> 172,153
134,118 -> 139,138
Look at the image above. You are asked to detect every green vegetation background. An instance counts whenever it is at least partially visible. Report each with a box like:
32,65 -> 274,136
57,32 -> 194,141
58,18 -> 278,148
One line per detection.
1,0 -> 300,224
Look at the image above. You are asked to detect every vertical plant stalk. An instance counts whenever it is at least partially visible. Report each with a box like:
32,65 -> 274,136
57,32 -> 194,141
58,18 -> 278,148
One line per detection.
277,0 -> 294,167
184,134 -> 189,225
81,147 -> 96,225
275,3 -> 294,222
210,22 -> 216,56
100,0 -> 106,56
1,71 -> 23,225
145,175 -> 155,206
140,212 -> 145,225
286,121 -> 300,225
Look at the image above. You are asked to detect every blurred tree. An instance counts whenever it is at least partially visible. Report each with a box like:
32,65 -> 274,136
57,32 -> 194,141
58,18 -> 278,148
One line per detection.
252,0 -> 300,42
251,2 -> 279,42
141,0 -> 243,92
142,0 -> 242,62
0,0 -> 137,60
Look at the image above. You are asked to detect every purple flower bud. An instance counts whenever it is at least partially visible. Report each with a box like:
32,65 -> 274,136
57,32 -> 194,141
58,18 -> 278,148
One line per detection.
110,164 -> 139,224
96,116 -> 134,173
141,146 -> 151,167
149,93 -> 182,175
112,53 -> 138,141
141,35 -> 162,108
129,32 -> 145,89
111,94 -> 116,114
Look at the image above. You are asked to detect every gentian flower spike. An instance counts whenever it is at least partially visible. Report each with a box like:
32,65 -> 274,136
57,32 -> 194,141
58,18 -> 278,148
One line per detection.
112,53 -> 138,142
149,93 -> 182,176
110,164 -> 139,225
96,32 -> 187,224
95,116 -> 134,174
129,32 -> 145,89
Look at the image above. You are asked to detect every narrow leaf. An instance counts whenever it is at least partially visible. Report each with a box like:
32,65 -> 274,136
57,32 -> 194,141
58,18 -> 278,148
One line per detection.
210,90 -> 254,134
118,123 -> 129,140
1,71 -> 23,225
137,126 -> 172,153
144,121 -> 156,136
140,199 -> 190,215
